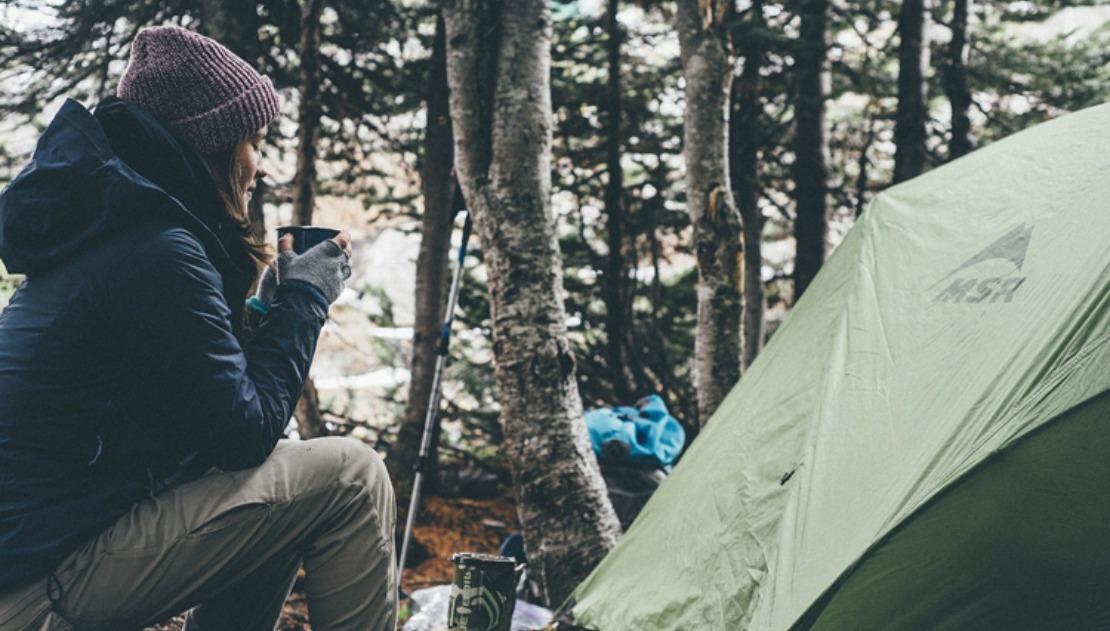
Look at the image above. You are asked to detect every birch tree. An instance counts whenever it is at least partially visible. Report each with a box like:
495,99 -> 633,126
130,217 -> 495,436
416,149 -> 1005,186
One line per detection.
442,0 -> 620,606
676,0 -> 743,425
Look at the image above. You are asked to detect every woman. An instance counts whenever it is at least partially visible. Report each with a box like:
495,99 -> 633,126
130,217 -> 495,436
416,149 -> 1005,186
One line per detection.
0,26 -> 396,631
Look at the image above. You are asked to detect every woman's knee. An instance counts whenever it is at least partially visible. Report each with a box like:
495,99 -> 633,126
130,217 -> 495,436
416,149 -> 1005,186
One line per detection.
308,438 -> 391,496
271,438 -> 393,501
295,438 -> 395,546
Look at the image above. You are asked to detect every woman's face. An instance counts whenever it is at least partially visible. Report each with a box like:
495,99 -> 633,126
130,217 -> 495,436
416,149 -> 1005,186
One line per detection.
234,127 -> 268,207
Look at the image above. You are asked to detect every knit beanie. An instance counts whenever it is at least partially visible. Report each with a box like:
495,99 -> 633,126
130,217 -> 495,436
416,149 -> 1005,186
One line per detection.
117,25 -> 280,156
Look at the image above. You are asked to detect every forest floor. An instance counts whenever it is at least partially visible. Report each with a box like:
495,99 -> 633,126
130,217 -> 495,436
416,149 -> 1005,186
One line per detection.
143,491 -> 520,631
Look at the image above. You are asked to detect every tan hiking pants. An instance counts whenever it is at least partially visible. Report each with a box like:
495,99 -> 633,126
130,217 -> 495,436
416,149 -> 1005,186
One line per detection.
0,438 -> 397,631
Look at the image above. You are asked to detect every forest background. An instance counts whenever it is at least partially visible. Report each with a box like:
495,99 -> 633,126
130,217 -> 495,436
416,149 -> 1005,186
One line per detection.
1,0 -> 1108,608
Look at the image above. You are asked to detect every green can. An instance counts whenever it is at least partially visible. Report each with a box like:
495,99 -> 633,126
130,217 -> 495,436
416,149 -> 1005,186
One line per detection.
446,553 -> 518,631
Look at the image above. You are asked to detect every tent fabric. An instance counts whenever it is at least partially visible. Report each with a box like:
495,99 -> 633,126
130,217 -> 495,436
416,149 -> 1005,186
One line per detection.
566,101 -> 1110,630
797,390 -> 1110,630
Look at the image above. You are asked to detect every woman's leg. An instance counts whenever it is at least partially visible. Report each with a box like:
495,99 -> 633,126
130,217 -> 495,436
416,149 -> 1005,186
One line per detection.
0,438 -> 397,631
181,549 -> 301,631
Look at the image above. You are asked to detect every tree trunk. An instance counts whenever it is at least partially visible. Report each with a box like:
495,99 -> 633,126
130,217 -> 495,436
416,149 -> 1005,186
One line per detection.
730,0 -> 766,371
603,0 -> 632,402
292,0 -> 325,228
389,14 -> 456,488
292,0 -> 329,440
294,379 -> 328,439
442,0 -> 621,607
855,115 -> 875,218
676,0 -> 743,426
894,0 -> 930,182
792,0 -> 829,301
945,0 -> 973,160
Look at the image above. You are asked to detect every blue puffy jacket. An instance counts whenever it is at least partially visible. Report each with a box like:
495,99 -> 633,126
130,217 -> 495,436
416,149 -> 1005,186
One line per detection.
0,98 -> 329,592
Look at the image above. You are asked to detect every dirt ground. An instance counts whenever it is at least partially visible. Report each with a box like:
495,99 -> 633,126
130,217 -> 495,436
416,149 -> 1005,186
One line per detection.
142,491 -> 519,631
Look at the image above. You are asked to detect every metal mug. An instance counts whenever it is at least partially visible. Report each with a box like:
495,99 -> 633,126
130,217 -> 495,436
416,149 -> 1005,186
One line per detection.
276,225 -> 340,254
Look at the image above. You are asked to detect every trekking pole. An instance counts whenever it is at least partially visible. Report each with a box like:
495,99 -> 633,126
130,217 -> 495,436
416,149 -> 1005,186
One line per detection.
397,210 -> 473,587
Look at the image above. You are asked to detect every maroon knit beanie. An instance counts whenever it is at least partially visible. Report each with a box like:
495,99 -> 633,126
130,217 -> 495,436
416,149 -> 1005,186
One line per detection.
117,25 -> 280,156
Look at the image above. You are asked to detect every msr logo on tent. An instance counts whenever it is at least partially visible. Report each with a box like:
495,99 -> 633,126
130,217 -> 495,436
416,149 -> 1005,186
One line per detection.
932,223 -> 1032,303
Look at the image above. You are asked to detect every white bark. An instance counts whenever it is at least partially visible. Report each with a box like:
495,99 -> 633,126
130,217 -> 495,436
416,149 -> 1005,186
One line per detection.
442,0 -> 621,607
676,0 -> 743,426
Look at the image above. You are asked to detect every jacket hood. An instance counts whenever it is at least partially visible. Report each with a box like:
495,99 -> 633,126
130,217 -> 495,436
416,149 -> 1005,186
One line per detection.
0,98 -> 255,303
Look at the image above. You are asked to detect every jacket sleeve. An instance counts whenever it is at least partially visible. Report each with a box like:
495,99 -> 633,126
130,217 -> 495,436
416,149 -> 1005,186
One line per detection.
109,227 -> 329,471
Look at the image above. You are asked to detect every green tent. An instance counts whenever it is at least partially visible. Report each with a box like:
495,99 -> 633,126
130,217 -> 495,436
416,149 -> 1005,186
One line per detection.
563,102 -> 1110,630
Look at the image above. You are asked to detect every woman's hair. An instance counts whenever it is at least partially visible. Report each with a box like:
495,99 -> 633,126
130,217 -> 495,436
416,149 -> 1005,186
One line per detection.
204,144 -> 271,271
204,144 -> 272,343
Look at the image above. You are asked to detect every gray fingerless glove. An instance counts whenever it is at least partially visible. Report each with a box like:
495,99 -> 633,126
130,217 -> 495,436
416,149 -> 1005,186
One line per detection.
277,240 -> 351,304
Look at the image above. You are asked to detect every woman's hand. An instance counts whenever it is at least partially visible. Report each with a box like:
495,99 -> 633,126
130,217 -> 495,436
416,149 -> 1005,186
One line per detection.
276,231 -> 353,304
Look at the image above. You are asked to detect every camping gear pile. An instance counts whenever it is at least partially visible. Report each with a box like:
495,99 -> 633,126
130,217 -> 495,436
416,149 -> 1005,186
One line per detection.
561,103 -> 1110,629
403,584 -> 552,631
585,394 -> 685,529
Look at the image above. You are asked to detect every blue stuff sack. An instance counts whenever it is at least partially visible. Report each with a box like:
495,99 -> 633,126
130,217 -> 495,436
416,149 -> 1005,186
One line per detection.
584,394 -> 685,468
